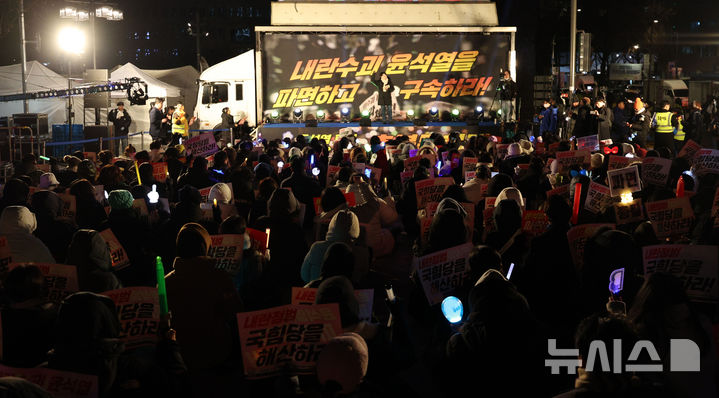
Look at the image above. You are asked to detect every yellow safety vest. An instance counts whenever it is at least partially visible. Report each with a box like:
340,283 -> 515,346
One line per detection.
674,119 -> 686,141
654,111 -> 674,134
172,112 -> 189,136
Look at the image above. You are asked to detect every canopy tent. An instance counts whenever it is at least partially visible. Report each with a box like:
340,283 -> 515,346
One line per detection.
199,50 -> 254,82
0,61 -> 84,128
143,65 -> 199,119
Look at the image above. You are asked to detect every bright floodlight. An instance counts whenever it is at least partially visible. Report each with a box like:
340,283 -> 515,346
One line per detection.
429,106 -> 438,115
451,108 -> 460,116
475,105 -> 483,113
58,27 -> 86,55
407,109 -> 415,117
361,109 -> 370,117
341,107 -> 350,115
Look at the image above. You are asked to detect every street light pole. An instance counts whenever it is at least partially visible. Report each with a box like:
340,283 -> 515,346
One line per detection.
90,0 -> 96,68
195,11 -> 202,73
19,0 -> 29,113
569,0 -> 577,93
569,0 -> 577,95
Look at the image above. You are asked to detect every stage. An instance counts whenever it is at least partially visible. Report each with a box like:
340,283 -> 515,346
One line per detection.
256,121 -> 503,142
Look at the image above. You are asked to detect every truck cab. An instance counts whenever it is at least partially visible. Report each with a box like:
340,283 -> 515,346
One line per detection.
647,79 -> 688,108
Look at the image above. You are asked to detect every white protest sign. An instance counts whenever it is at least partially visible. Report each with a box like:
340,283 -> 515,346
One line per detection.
8,263 -> 79,302
185,132 -> 219,157
99,228 -> 131,270
607,165 -> 642,197
614,198 -> 644,225
641,157 -> 672,186
567,223 -> 615,269
237,304 -> 343,379
291,287 -> 374,322
415,177 -> 454,209
576,135 -> 599,152
643,245 -> 718,302
208,234 -> 244,274
0,365 -> 98,398
413,243 -> 473,305
584,182 -> 612,213
102,287 -> 160,348
645,197 -> 695,238
693,148 -> 719,175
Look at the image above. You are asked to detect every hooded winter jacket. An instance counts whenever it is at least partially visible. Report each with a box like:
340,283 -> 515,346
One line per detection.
0,206 -> 54,264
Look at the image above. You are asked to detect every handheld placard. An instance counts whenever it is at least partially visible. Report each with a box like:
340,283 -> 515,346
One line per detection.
156,256 -> 169,316
441,296 -> 463,324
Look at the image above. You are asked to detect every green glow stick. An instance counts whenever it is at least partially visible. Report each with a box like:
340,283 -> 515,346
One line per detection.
156,256 -> 169,316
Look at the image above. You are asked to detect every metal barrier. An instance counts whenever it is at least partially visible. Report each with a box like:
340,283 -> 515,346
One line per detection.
42,131 -> 153,157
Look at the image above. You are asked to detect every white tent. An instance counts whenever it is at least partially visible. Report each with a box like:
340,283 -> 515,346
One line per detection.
110,63 -> 181,98
143,65 -> 199,118
0,61 -> 84,129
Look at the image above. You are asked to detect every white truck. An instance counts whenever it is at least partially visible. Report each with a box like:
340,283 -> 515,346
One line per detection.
194,50 -> 257,130
646,79 -> 689,108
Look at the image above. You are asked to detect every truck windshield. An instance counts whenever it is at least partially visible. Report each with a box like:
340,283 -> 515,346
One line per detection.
201,83 -> 229,104
674,89 -> 688,97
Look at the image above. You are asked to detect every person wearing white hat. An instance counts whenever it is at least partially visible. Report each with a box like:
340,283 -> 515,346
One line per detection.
38,173 -> 59,190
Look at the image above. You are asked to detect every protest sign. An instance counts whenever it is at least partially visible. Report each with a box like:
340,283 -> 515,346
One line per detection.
423,201 -> 475,236
415,177 -> 454,209
291,287 -> 374,322
548,142 -> 560,153
102,287 -> 160,348
567,223 -> 615,269
237,304 -> 343,378
352,162 -> 366,175
419,216 -> 433,244
483,197 -> 497,234
197,187 -> 212,203
152,162 -> 168,182
479,183 -> 488,198
607,155 -> 635,170
208,234 -> 244,274
246,228 -> 268,254
576,135 -> 599,152
614,198 -> 644,225
645,197 -> 695,238
607,165 -> 641,197
546,184 -> 570,200
185,132 -> 219,157
643,245 -> 718,302
9,263 -> 78,302
56,193 -> 77,221
521,210 -> 550,237
403,155 -> 422,173
326,165 -> 341,186
400,171 -> 414,187
313,197 -> 322,215
555,150 -> 591,172
343,192 -> 357,207
99,228 -> 131,270
0,237 -> 11,275
693,148 -> 719,175
0,365 -> 98,398
641,157 -> 672,186
677,139 -> 701,161
464,171 -> 476,183
462,157 -> 478,175
584,182 -> 612,213
414,243 -> 472,305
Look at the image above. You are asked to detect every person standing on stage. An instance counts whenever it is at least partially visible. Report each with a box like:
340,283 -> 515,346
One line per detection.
149,98 -> 167,141
171,103 -> 196,143
161,105 -> 175,144
108,101 -> 132,136
498,70 -> 517,123
371,72 -> 394,124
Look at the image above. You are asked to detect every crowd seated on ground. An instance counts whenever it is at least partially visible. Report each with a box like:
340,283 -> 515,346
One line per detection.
0,128 -> 716,398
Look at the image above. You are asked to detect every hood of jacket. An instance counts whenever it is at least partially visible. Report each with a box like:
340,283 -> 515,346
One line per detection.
0,206 -> 37,234
30,190 -> 63,220
327,210 -> 360,242
66,229 -> 113,272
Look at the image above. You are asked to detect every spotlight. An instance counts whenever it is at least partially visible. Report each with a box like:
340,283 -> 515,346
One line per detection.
451,108 -> 460,121
475,105 -> 483,114
429,106 -> 439,121
292,108 -> 303,122
406,109 -> 415,121
360,109 -> 371,127
270,110 -> 279,123
340,107 -> 350,123
317,110 -> 325,122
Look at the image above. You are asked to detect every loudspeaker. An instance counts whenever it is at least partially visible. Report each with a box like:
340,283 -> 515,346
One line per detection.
12,113 -> 49,138
83,125 -> 113,152
84,69 -> 110,109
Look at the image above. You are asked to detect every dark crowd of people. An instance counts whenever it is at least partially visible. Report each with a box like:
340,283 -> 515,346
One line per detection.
535,93 -> 719,153
0,122 -> 717,398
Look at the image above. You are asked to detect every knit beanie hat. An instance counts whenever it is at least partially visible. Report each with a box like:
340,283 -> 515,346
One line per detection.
316,332 -> 369,395
108,190 -> 133,210
209,183 -> 233,204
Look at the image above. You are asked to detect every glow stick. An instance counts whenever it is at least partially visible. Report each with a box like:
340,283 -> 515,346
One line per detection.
156,256 -> 169,316
571,182 -> 582,225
